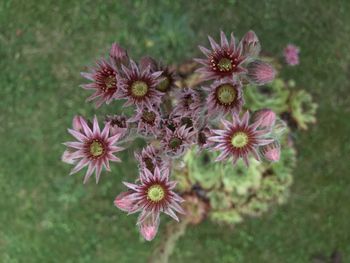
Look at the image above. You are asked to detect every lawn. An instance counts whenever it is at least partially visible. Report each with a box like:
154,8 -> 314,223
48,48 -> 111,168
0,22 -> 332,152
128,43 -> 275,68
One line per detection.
1,1 -> 350,262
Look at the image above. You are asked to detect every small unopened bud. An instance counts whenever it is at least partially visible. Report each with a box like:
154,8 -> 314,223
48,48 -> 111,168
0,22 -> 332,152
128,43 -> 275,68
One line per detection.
109,43 -> 128,62
139,56 -> 158,72
241,30 -> 261,58
139,217 -> 159,241
260,141 -> 280,162
283,44 -> 300,66
72,115 -> 84,132
114,191 -> 134,212
252,109 -> 276,129
247,61 -> 276,85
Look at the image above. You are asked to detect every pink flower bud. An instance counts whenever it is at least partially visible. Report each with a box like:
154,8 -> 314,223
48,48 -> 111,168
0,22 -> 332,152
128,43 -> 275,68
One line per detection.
252,109 -> 276,129
260,141 -> 280,162
247,61 -> 276,85
72,115 -> 84,132
139,56 -> 158,71
283,44 -> 300,66
114,191 -> 135,212
61,150 -> 76,164
109,43 -> 128,62
139,216 -> 159,241
241,30 -> 261,58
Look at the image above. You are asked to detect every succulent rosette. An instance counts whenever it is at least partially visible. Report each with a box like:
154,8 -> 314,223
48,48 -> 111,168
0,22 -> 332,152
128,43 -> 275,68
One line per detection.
62,30 -> 313,245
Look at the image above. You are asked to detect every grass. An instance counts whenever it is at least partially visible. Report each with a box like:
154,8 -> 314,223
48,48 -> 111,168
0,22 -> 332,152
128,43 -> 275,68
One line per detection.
1,0 -> 350,262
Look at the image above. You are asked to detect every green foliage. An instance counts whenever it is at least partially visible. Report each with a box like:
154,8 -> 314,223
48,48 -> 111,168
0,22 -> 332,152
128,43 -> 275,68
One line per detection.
289,89 -> 318,130
244,78 -> 290,114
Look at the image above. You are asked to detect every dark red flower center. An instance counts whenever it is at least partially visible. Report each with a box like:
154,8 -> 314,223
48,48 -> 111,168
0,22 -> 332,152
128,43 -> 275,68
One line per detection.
141,110 -> 156,125
210,51 -> 240,74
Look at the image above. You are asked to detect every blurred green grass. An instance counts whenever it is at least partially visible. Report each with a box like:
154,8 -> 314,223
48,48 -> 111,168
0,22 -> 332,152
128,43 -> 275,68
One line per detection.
0,0 -> 350,262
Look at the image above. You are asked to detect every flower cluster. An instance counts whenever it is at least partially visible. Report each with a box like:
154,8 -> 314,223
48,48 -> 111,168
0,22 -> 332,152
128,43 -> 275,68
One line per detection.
62,31 -> 281,241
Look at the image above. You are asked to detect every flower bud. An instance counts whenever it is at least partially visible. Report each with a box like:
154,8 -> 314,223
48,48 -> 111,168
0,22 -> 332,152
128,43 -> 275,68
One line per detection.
139,216 -> 159,241
252,109 -> 276,129
247,61 -> 276,85
109,43 -> 128,63
114,191 -> 135,212
241,30 -> 261,58
72,115 -> 84,132
283,44 -> 300,66
260,141 -> 280,162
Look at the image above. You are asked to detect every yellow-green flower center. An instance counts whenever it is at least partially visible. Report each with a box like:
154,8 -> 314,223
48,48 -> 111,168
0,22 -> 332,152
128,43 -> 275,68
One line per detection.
216,84 -> 237,105
147,184 -> 165,202
231,132 -> 249,148
156,77 -> 170,92
104,76 -> 116,90
131,81 -> 149,97
169,137 -> 182,149
90,140 -> 104,157
217,58 -> 233,71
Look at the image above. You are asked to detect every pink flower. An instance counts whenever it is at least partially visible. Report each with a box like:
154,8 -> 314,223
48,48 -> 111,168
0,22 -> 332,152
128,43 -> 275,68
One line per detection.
252,109 -> 276,130
81,59 -> 121,108
195,31 -> 247,81
247,60 -> 276,85
240,30 -> 261,58
260,141 -> 280,162
128,106 -> 162,137
206,78 -> 244,116
63,116 -> 124,183
117,60 -> 163,108
284,44 -> 300,66
116,167 -> 185,241
209,111 -> 273,166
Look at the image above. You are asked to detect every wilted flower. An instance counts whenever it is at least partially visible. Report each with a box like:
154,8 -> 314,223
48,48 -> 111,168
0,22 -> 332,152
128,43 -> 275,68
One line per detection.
115,167 -> 185,241
63,116 -> 124,183
209,111 -> 273,166
118,60 -> 163,108
195,31 -> 246,81
206,78 -> 244,116
105,114 -> 129,138
173,88 -> 203,116
128,106 -> 162,137
283,44 -> 300,66
260,141 -> 280,162
135,145 -> 167,173
240,30 -> 261,58
161,125 -> 196,157
247,60 -> 276,85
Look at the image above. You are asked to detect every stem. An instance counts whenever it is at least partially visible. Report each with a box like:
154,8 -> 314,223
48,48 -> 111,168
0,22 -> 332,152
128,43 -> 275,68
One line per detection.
148,219 -> 189,263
